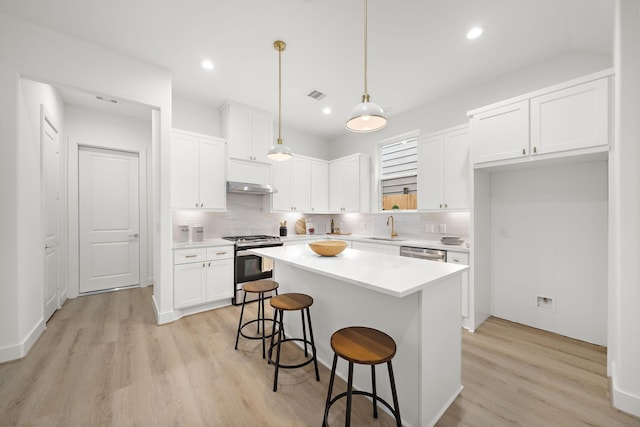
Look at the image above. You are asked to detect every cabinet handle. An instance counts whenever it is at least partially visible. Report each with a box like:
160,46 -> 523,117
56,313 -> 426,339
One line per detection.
444,204 -> 448,208
440,204 -> 443,208
208,262 -> 211,267
452,259 -> 459,263
202,263 -> 206,268
185,254 -> 198,258
533,146 -> 537,154
195,202 -> 198,207
216,251 -> 227,255
522,148 -> 526,155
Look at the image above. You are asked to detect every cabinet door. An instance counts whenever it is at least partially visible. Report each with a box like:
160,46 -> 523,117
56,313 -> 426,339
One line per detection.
310,160 -> 329,212
271,160 -> 291,211
291,157 -> 311,212
341,157 -> 360,212
171,132 -> 200,208
443,128 -> 470,210
227,104 -> 254,161
531,78 -> 609,155
417,136 -> 444,210
251,109 -> 274,164
329,160 -> 343,212
206,258 -> 234,302
471,100 -> 529,164
447,252 -> 469,318
198,139 -> 227,210
174,262 -> 207,309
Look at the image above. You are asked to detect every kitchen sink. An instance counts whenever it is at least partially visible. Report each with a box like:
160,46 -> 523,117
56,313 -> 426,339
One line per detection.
367,237 -> 406,241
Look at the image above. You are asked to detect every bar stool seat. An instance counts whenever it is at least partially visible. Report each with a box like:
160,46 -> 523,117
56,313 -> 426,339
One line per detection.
323,326 -> 402,427
268,293 -> 320,392
234,280 -> 279,359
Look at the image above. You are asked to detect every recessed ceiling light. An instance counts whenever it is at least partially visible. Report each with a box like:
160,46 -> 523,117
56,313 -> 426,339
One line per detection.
466,26 -> 484,40
323,107 -> 332,115
201,59 -> 214,70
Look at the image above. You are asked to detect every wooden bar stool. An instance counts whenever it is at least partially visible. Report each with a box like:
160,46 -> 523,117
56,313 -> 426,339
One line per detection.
322,326 -> 402,427
234,279 -> 279,358
268,293 -> 320,392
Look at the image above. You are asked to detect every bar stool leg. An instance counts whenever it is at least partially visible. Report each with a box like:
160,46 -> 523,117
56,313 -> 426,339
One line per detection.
268,309 -> 277,363
301,310 -> 308,357
234,291 -> 248,350
306,307 -> 320,381
346,361 -> 354,427
273,309 -> 283,392
323,353 -> 338,427
260,292 -> 267,358
371,365 -> 378,418
387,361 -> 402,427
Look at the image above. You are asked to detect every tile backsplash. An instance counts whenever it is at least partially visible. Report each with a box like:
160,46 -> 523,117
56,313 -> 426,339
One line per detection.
172,193 -> 469,242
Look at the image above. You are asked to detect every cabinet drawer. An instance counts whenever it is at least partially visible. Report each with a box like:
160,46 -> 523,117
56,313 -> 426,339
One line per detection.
206,246 -> 234,261
174,248 -> 206,264
447,252 -> 469,265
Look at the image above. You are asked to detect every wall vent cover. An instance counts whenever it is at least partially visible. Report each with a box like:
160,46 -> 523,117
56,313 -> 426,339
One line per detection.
307,89 -> 326,100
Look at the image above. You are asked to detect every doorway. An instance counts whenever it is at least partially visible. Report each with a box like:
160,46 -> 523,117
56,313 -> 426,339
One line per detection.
78,146 -> 140,293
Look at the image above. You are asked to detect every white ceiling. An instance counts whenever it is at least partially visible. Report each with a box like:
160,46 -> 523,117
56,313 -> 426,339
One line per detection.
0,0 -> 614,139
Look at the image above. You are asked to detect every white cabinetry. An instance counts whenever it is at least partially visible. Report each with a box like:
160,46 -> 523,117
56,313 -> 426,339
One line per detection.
447,251 -> 470,319
329,154 -> 371,213
310,160 -> 329,212
272,156 -> 311,212
469,71 -> 611,167
417,125 -> 470,211
171,129 -> 226,210
174,246 -> 234,309
352,241 -> 399,255
220,101 -> 273,184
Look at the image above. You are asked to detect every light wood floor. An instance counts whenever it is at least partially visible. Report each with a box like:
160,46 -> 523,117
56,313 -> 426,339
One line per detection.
0,287 -> 638,427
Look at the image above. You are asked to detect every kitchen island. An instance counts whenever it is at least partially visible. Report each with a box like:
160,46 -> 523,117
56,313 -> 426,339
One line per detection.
249,244 -> 468,427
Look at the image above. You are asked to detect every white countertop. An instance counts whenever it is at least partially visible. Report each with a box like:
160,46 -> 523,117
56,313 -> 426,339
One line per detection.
172,238 -> 233,249
283,233 -> 470,253
249,245 -> 468,298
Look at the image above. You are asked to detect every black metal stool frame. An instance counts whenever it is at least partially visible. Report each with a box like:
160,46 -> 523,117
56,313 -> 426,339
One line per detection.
322,353 -> 402,427
234,287 -> 279,359
268,305 -> 320,392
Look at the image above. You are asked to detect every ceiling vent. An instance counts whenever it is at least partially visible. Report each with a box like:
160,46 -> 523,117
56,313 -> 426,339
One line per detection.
307,89 -> 327,100
96,95 -> 118,104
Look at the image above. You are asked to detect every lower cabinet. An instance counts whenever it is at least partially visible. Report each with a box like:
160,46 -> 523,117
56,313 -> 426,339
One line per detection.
174,246 -> 234,309
351,241 -> 399,255
447,251 -> 469,318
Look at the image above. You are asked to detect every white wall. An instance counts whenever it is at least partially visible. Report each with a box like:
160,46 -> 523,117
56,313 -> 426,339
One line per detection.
610,0 -> 640,417
65,105 -> 154,295
490,161 -> 608,345
328,52 -> 612,160
172,96 -> 220,136
0,13 -> 172,362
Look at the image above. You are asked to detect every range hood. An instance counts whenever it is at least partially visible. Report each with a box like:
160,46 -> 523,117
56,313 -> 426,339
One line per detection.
226,181 -> 277,195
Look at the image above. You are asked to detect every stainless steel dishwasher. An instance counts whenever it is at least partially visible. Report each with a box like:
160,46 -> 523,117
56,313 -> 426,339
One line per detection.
399,246 -> 446,262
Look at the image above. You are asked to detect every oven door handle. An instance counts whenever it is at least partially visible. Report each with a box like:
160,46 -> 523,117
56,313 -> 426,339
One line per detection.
236,250 -> 256,257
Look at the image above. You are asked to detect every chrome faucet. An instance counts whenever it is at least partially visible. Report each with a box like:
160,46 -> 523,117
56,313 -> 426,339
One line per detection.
386,215 -> 398,238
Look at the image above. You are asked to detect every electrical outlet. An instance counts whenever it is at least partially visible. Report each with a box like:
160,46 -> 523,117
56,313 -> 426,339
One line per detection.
536,296 -> 554,312
439,224 -> 447,234
499,226 -> 509,238
424,223 -> 435,233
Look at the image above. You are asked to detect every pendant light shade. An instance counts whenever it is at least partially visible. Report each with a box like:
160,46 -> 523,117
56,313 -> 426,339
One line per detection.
268,40 -> 292,161
347,0 -> 387,133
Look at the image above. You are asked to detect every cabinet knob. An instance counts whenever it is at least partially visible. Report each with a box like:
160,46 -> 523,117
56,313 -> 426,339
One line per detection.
200,203 -> 204,207
445,204 -> 448,208
522,148 -> 526,155
440,204 -> 443,208
208,262 -> 211,267
202,263 -> 206,268
533,146 -> 537,154
195,203 -> 198,207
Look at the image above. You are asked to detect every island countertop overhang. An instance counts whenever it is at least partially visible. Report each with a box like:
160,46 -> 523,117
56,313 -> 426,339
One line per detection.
249,245 -> 468,298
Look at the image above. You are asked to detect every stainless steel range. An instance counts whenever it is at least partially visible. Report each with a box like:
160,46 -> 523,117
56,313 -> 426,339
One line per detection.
222,235 -> 283,305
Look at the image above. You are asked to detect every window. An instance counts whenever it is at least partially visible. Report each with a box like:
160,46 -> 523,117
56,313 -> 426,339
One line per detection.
378,133 -> 418,211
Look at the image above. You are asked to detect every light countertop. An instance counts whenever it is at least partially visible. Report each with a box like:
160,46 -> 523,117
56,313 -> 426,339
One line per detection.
249,245 -> 468,298
172,238 -> 233,250
283,233 -> 470,253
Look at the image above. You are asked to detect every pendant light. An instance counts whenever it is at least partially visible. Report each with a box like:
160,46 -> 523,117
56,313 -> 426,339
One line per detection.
267,40 -> 293,161
346,0 -> 387,133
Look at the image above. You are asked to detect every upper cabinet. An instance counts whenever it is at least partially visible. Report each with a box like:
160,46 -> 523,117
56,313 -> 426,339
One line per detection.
220,101 -> 273,184
329,153 -> 371,213
469,70 -> 612,168
171,129 -> 226,210
272,156 -> 330,213
417,125 -> 470,211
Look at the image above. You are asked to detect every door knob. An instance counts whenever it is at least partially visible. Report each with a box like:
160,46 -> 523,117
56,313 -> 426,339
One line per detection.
128,233 -> 140,239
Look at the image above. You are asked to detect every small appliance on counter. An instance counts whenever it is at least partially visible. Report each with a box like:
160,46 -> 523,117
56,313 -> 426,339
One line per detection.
279,220 -> 288,237
191,224 -> 204,242
174,224 -> 189,242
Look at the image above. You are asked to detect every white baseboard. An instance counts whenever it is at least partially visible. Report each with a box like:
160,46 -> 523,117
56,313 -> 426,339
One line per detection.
611,362 -> 640,417
0,319 -> 45,364
151,294 -> 175,325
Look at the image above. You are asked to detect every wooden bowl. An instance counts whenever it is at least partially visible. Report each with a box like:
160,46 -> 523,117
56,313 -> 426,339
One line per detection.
308,240 -> 348,257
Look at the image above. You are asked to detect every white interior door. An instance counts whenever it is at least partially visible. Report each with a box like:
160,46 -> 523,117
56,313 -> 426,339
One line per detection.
43,114 -> 60,321
79,147 -> 140,293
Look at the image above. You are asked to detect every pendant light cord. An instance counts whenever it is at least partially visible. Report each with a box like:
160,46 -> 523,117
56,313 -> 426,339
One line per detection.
363,0 -> 369,100
278,43 -> 282,143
